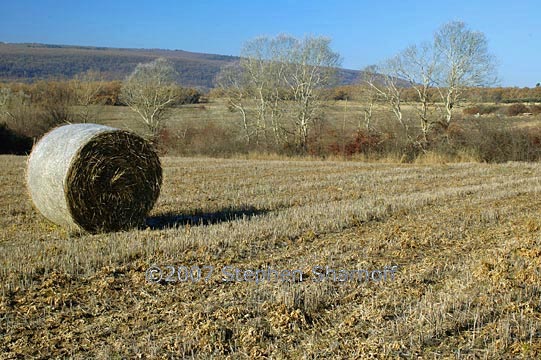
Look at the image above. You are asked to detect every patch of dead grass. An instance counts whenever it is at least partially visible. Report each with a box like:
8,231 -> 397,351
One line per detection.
1,155 -> 540,358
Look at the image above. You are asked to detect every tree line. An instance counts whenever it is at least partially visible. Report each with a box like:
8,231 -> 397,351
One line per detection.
114,21 -> 499,151
4,20 -> 541,161
207,21 -> 500,154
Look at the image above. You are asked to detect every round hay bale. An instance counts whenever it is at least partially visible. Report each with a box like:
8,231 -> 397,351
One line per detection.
27,123 -> 162,233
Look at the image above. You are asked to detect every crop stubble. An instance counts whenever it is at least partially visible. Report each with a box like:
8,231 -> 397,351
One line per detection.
1,156 -> 540,358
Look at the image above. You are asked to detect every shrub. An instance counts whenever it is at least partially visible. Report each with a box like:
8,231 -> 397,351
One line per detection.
96,81 -> 123,105
3,96 -> 68,139
327,130 -> 387,157
463,105 -> 499,115
456,120 -> 541,162
529,105 -> 541,115
330,88 -> 350,101
173,87 -> 202,105
507,103 -> 530,116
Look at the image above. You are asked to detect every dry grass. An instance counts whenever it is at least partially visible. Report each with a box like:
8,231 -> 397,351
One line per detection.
1,155 -> 541,358
95,100 -> 541,137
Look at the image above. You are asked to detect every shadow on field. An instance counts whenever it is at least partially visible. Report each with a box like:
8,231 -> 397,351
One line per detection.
145,206 -> 270,230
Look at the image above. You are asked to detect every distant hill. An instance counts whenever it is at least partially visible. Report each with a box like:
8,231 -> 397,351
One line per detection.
0,43 -> 363,90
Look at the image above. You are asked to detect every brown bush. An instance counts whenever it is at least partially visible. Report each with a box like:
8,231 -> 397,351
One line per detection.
1,88 -> 70,139
507,103 -> 530,116
96,81 -> 122,105
326,130 -> 387,157
320,86 -> 358,101
455,120 -> 541,162
172,87 -> 202,105
529,105 -> 541,115
24,81 -> 73,106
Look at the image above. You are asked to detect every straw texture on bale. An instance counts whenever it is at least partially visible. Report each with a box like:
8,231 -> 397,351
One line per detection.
27,123 -> 162,233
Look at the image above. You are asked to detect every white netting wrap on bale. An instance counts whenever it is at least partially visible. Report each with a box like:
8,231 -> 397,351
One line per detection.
26,123 -> 162,233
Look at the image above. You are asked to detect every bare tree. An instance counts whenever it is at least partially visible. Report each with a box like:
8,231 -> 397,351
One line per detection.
364,61 -> 409,139
359,65 -> 382,132
216,34 -> 341,153
70,70 -> 104,123
433,21 -> 498,127
239,36 -> 287,147
215,62 -> 252,144
226,34 -> 341,152
372,21 -> 498,149
280,35 -> 341,152
120,58 -> 178,140
393,43 -> 438,145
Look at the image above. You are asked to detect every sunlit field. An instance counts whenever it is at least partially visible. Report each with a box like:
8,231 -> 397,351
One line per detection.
1,155 -> 541,358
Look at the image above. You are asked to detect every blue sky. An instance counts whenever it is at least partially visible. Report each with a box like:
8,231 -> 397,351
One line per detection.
0,0 -> 539,87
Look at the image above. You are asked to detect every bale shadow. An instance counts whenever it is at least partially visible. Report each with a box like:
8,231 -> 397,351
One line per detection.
145,206 -> 270,230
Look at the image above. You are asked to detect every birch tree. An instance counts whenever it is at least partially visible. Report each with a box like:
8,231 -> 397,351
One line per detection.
363,62 -> 408,139
359,65 -> 383,132
433,21 -> 498,127
393,43 -> 438,144
225,34 -> 341,152
374,21 -> 498,146
239,36 -> 288,147
281,35 -> 341,152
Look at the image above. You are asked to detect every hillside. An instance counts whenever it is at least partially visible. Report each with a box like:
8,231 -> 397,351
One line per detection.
0,43 -> 362,89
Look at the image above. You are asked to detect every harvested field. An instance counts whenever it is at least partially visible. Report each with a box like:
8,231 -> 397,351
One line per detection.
1,155 -> 541,358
